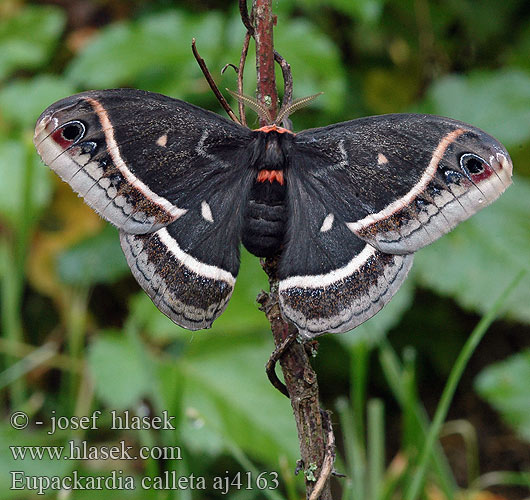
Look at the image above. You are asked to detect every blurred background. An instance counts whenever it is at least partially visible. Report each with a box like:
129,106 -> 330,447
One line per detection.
0,0 -> 529,499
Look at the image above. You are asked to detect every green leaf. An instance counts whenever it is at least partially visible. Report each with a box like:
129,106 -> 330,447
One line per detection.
0,5 -> 65,81
87,330 -> 154,409
0,75 -> 76,130
508,23 -> 530,71
301,0 -> 385,23
0,140 -> 52,226
56,225 -> 129,286
414,177 -> 530,324
475,349 -> 530,442
419,69 -> 530,148
331,0 -> 385,23
177,334 -> 299,465
66,11 -> 224,95
273,18 -> 346,120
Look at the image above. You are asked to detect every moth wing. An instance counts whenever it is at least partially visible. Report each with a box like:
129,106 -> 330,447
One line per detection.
280,114 -> 512,338
278,171 -> 413,339
120,167 -> 254,330
294,114 -> 513,254
34,88 -> 253,234
35,89 -> 255,329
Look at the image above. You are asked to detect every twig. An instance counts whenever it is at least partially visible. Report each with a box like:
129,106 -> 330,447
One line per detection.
191,38 -> 240,124
237,32 -> 251,126
239,0 -> 255,34
309,411 -> 336,500
265,331 -> 296,397
221,63 -> 239,74
263,289 -> 334,500
253,2 -> 333,497
274,50 -> 293,113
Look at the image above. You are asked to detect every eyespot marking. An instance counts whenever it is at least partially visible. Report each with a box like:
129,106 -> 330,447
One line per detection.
459,153 -> 494,183
460,153 -> 485,175
51,120 -> 86,148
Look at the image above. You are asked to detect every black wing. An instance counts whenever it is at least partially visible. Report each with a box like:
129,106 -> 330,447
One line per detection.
35,89 -> 255,329
279,170 -> 413,338
279,114 -> 512,338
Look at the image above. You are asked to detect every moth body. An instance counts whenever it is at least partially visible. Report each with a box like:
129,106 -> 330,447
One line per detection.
242,129 -> 292,257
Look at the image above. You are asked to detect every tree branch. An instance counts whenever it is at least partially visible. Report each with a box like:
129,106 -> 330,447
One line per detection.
252,1 -> 334,497
193,2 -> 335,498
252,0 -> 278,125
261,256 -> 334,499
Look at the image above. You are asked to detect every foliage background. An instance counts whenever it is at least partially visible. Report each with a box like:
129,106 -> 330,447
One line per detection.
0,0 -> 529,498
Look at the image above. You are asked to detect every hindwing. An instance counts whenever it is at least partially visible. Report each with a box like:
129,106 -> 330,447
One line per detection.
278,169 -> 413,338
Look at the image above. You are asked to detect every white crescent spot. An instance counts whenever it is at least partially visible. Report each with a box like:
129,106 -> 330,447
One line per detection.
279,245 -> 377,289
157,228 -> 234,284
201,200 -> 214,223
320,213 -> 334,232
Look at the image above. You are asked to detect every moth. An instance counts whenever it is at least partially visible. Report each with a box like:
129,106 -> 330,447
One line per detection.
34,89 -> 513,339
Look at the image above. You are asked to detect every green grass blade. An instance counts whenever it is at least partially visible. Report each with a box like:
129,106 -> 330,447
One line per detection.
367,398 -> 384,500
379,341 -> 457,498
404,269 -> 527,500
0,342 -> 57,390
350,342 -> 369,450
223,439 -> 287,500
401,347 -> 418,456
473,470 -> 530,490
337,397 -> 366,500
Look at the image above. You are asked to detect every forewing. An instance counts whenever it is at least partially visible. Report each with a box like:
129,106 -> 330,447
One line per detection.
294,114 -> 513,254
34,88 -> 253,234
278,172 -> 413,339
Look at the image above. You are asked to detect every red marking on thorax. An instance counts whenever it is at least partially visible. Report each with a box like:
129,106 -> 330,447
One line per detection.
257,124 -> 295,135
257,169 -> 285,185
